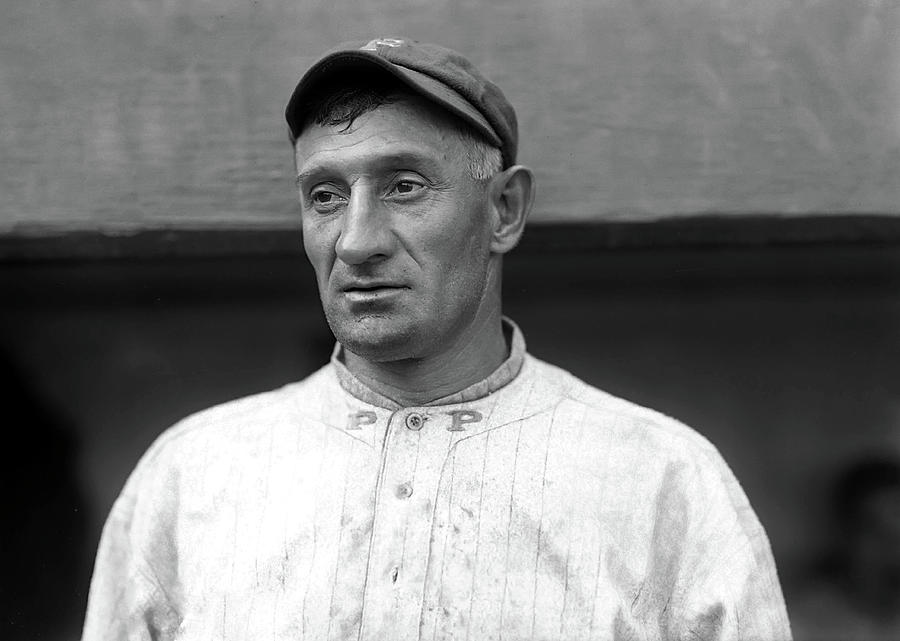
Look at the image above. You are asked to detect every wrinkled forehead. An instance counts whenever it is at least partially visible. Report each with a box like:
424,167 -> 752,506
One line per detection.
293,96 -> 471,173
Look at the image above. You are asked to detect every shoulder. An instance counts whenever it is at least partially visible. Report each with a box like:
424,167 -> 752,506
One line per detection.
514,357 -> 792,638
133,363 -> 338,480
522,355 -> 780,566
516,354 -> 765,535
521,353 -> 722,464
520,356 -> 787,589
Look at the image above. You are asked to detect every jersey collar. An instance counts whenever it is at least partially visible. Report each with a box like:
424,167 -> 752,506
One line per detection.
330,317 -> 526,410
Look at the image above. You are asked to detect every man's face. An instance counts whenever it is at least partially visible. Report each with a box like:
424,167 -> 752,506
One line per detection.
294,97 -> 497,362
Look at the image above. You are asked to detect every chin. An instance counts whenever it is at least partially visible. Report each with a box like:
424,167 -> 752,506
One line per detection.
327,313 -> 425,363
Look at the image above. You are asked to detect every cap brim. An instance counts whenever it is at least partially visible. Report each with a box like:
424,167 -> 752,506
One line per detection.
285,50 -> 502,147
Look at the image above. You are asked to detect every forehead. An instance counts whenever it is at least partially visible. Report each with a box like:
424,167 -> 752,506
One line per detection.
294,98 -> 467,176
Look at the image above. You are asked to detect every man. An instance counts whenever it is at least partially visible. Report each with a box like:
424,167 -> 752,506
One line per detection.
83,38 -> 792,640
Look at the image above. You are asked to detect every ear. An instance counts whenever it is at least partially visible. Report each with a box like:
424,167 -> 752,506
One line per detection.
487,164 -> 536,254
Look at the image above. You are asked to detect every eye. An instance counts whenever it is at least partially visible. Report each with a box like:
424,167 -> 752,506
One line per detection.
388,179 -> 426,198
308,185 -> 346,212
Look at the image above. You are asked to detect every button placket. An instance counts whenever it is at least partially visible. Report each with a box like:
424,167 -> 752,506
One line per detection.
368,412 -> 422,585
359,410 -> 447,640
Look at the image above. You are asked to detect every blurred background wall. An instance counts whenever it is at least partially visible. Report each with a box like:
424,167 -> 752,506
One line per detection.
2,0 -> 900,639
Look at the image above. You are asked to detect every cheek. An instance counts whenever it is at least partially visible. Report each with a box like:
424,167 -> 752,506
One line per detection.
456,211 -> 493,264
426,215 -> 492,288
302,222 -> 336,282
432,199 -> 491,255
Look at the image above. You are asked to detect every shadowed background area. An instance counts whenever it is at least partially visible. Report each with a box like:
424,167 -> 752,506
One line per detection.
1,0 -> 900,639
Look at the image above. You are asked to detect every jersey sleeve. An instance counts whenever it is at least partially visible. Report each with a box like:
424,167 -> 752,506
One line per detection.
669,444 -> 793,641
81,432 -> 183,641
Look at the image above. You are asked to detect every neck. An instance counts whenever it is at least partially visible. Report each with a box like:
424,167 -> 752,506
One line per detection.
343,304 -> 508,407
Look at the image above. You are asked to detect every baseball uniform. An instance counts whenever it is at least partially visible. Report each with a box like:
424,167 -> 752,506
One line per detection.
82,319 -> 791,640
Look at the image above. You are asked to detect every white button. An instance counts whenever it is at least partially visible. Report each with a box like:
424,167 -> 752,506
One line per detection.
405,413 -> 424,430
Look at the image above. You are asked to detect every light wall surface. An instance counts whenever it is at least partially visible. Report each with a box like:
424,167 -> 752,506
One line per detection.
3,0 -> 900,232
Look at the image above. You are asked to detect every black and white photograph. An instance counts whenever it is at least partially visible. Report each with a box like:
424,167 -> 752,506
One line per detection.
2,1 -> 899,640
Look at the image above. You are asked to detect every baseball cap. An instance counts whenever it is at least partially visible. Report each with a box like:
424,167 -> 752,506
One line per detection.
285,38 -> 518,167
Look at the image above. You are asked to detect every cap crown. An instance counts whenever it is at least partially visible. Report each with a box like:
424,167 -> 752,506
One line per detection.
286,38 -> 518,168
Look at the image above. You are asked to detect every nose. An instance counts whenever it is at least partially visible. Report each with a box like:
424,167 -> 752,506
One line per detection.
335,189 -> 394,265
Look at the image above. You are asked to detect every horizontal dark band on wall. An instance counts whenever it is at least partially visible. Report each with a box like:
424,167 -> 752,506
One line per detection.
2,214 -> 900,262
4,244 -> 899,312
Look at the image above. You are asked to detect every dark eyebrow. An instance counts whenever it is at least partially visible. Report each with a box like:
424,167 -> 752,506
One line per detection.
295,150 -> 445,186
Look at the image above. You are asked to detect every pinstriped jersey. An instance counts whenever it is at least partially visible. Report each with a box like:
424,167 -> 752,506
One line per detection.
82,323 -> 792,640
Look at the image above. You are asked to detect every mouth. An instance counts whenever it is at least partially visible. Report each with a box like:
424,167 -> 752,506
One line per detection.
341,283 -> 409,301
342,282 -> 406,292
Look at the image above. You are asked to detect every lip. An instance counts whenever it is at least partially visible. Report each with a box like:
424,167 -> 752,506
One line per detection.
341,284 -> 409,302
341,281 -> 404,291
